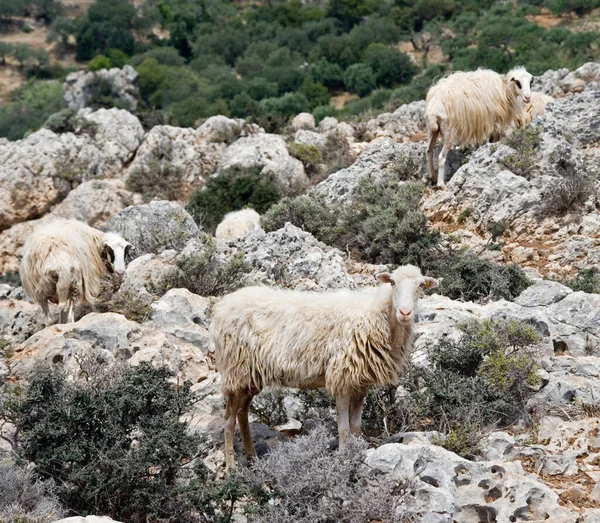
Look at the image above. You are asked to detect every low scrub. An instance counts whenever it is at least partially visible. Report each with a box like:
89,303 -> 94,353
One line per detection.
540,172 -> 595,216
187,166 -> 281,233
149,239 -> 251,298
362,318 -> 542,457
498,125 -> 542,178
288,142 -> 323,178
126,160 -> 187,202
0,270 -> 21,287
44,107 -> 99,136
566,267 -> 599,294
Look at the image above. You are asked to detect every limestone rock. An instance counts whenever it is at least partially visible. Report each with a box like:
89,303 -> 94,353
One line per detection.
63,65 -> 139,111
107,201 -> 199,256
0,299 -> 46,345
291,112 -> 315,131
364,100 -> 426,141
219,134 -> 308,195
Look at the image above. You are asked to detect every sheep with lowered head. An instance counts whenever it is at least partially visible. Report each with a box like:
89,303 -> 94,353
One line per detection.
515,91 -> 553,128
19,218 -> 134,324
215,208 -> 261,241
210,264 -> 439,470
425,66 -> 533,187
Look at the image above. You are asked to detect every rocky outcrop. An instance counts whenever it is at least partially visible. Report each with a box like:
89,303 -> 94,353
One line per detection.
219,133 -> 309,195
364,100 -> 426,141
537,61 -> 600,96
63,65 -> 139,112
0,108 -> 144,231
107,201 -> 199,256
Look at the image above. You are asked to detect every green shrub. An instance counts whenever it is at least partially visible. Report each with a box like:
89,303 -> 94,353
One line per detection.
426,252 -> 531,302
363,43 -> 418,87
43,107 -> 98,136
97,284 -> 153,323
186,166 -> 281,232
457,207 -> 473,224
540,171 -> 595,216
149,241 -> 251,298
566,267 -> 599,293
2,362 -> 203,522
498,124 -> 542,178
288,142 -> 323,177
88,54 -> 112,71
362,318 -> 541,455
126,160 -> 187,202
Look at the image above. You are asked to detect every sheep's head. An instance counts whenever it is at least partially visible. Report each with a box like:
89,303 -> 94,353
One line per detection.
101,232 -> 134,279
506,66 -> 533,104
376,265 -> 439,324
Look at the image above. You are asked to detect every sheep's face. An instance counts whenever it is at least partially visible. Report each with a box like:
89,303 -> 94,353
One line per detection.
102,233 -> 134,279
507,67 -> 533,104
377,265 -> 439,324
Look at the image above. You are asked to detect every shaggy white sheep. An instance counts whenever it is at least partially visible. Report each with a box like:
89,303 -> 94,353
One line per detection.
19,219 -> 133,324
215,209 -> 261,241
425,66 -> 533,186
210,265 -> 439,470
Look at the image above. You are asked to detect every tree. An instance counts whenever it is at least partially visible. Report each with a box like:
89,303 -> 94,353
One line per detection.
327,0 -> 376,30
363,43 -> 418,87
344,63 -> 376,96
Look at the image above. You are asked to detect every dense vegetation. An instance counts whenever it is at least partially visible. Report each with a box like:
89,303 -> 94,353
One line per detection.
0,0 -> 599,138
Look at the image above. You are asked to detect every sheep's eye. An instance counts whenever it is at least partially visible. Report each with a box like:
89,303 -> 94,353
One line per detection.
514,80 -> 521,89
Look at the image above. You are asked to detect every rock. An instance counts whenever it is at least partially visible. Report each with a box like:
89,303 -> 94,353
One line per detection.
314,139 -> 428,205
196,115 -> 259,143
114,250 -> 176,302
538,452 -> 579,476
150,288 -> 211,351
480,432 -> 517,461
126,125 -> 226,191
0,108 -> 144,230
0,299 -> 46,345
538,61 -> 600,96
223,223 -> 355,290
540,88 -> 600,146
107,201 -> 199,256
0,221 -> 36,273
9,312 -> 211,382
63,65 -> 139,111
294,129 -> 327,150
318,117 -> 339,132
291,112 -> 315,131
219,133 -> 308,195
515,280 -> 573,307
365,442 -> 577,522
364,100 -> 426,141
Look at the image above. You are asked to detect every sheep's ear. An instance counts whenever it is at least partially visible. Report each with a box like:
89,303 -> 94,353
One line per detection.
376,272 -> 394,285
423,277 -> 439,289
125,243 -> 135,256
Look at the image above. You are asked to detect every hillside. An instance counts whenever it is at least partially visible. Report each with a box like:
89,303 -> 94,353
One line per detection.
1,1 -> 600,522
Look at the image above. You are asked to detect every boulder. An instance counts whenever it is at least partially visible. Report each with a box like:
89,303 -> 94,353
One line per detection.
291,112 -> 315,131
0,299 -> 46,345
63,65 -> 139,111
364,100 -> 426,141
107,201 -> 199,256
219,134 -> 308,195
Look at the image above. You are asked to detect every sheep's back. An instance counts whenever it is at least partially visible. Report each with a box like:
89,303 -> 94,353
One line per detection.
426,70 -> 518,144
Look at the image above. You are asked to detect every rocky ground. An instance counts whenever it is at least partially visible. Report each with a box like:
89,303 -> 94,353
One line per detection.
1,61 -> 600,522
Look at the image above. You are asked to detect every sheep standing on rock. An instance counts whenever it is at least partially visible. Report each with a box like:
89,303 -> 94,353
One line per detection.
210,265 -> 439,470
19,219 -> 133,324
215,209 -> 261,241
425,66 -> 533,187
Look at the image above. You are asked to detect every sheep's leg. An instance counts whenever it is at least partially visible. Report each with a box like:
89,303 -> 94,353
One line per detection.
237,391 -> 257,463
56,272 -> 71,324
41,300 -> 51,325
336,394 -> 351,449
224,393 -> 241,471
349,392 -> 366,436
67,298 -> 75,324
437,140 -> 452,187
427,129 -> 439,185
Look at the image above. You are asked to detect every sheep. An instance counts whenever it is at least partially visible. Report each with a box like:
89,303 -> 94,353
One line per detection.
210,264 -> 439,470
215,209 -> 261,241
19,218 -> 133,324
425,66 -> 533,187
515,92 -> 554,128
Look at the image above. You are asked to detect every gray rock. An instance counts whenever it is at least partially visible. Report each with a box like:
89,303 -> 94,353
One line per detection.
515,280 -> 573,307
294,129 -> 326,150
107,200 -> 199,256
480,432 -> 517,461
196,115 -> 259,143
0,299 -> 46,345
291,112 -> 315,131
219,133 -> 308,195
538,61 -> 600,96
150,288 -> 211,351
63,65 -> 139,111
223,223 -> 355,290
364,100 -> 426,141
314,139 -> 428,205
0,108 -> 144,231
365,442 -> 577,522
54,517 -> 123,523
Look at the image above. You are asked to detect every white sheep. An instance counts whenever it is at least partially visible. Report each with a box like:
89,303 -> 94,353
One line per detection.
425,66 -> 533,187
215,209 -> 261,241
19,218 -> 133,324
210,265 -> 439,470
515,91 -> 554,128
